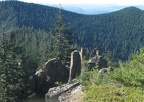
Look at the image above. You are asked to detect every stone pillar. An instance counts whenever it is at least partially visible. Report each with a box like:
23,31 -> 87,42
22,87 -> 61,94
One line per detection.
69,50 -> 81,81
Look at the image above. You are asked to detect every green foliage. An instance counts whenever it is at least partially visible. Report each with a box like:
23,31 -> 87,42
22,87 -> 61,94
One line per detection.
0,31 -> 24,101
79,47 -> 144,87
78,60 -> 113,86
4,27 -> 52,68
77,67 -> 112,86
1,1 -> 144,61
103,51 -> 114,66
1,1 -> 144,101
110,47 -> 144,87
50,10 -> 74,60
78,47 -> 144,101
84,85 -> 144,102
0,30 -> 37,101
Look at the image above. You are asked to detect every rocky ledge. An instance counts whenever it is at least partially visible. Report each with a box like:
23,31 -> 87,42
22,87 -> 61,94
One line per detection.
45,82 -> 84,102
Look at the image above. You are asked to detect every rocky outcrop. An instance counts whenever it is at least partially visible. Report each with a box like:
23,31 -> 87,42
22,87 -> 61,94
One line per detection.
34,58 -> 69,94
59,84 -> 83,102
69,50 -> 81,81
88,49 -> 108,70
34,50 -> 82,94
45,82 -> 83,102
45,58 -> 69,83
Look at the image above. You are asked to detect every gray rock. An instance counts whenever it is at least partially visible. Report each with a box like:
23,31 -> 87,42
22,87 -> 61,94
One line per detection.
34,50 -> 82,94
34,58 -> 69,93
69,50 -> 81,80
45,58 -> 69,83
45,82 -> 81,102
58,84 -> 83,102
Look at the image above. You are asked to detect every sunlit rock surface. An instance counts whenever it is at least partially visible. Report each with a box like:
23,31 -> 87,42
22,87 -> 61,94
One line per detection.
45,82 -> 83,102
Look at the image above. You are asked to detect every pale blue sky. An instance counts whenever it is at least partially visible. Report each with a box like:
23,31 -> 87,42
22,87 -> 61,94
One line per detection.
19,0 -> 144,6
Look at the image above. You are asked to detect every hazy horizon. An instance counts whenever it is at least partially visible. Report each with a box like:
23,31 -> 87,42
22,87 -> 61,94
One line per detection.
4,0 -> 144,14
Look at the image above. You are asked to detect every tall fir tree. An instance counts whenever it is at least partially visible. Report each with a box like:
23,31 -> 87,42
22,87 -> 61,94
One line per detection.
50,9 -> 74,62
0,29 -> 36,102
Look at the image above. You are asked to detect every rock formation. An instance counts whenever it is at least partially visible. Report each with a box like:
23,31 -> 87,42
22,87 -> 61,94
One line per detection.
88,49 -> 108,70
69,50 -> 81,81
34,50 -> 82,94
45,82 -> 83,102
34,69 -> 47,93
45,58 -> 69,83
44,50 -> 82,101
34,58 -> 69,94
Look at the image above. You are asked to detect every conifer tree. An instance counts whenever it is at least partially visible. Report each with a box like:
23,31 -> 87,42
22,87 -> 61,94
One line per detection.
0,29 -> 36,101
50,9 -> 74,62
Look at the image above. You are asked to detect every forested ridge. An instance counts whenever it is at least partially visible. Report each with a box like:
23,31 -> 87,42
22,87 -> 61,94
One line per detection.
0,1 -> 144,61
1,1 -> 144,102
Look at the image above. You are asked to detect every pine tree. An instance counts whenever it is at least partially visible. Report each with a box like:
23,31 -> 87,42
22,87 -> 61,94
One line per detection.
0,29 -> 36,101
50,9 -> 74,62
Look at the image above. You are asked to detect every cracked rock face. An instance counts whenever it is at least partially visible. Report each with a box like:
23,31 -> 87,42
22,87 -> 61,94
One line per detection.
45,83 -> 84,102
34,58 -> 69,94
34,50 -> 82,94
59,84 -> 84,102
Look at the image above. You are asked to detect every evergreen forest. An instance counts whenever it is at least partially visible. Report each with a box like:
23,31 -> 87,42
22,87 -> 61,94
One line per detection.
0,1 -> 144,61
0,1 -> 144,101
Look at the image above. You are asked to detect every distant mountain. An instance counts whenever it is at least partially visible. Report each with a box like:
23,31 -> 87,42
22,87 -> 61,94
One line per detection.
49,4 -> 144,14
61,6 -> 87,14
61,5 -> 124,14
0,1 -> 144,61
48,4 -> 122,14
61,6 -> 109,14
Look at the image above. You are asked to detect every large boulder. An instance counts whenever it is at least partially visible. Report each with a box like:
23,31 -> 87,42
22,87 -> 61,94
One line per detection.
34,69 -> 47,93
34,58 -> 69,94
34,50 -> 82,94
45,58 -> 69,83
69,50 -> 81,80
45,82 -> 82,102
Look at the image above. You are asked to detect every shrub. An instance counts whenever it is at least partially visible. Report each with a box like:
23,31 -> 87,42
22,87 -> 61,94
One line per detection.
83,85 -> 144,102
